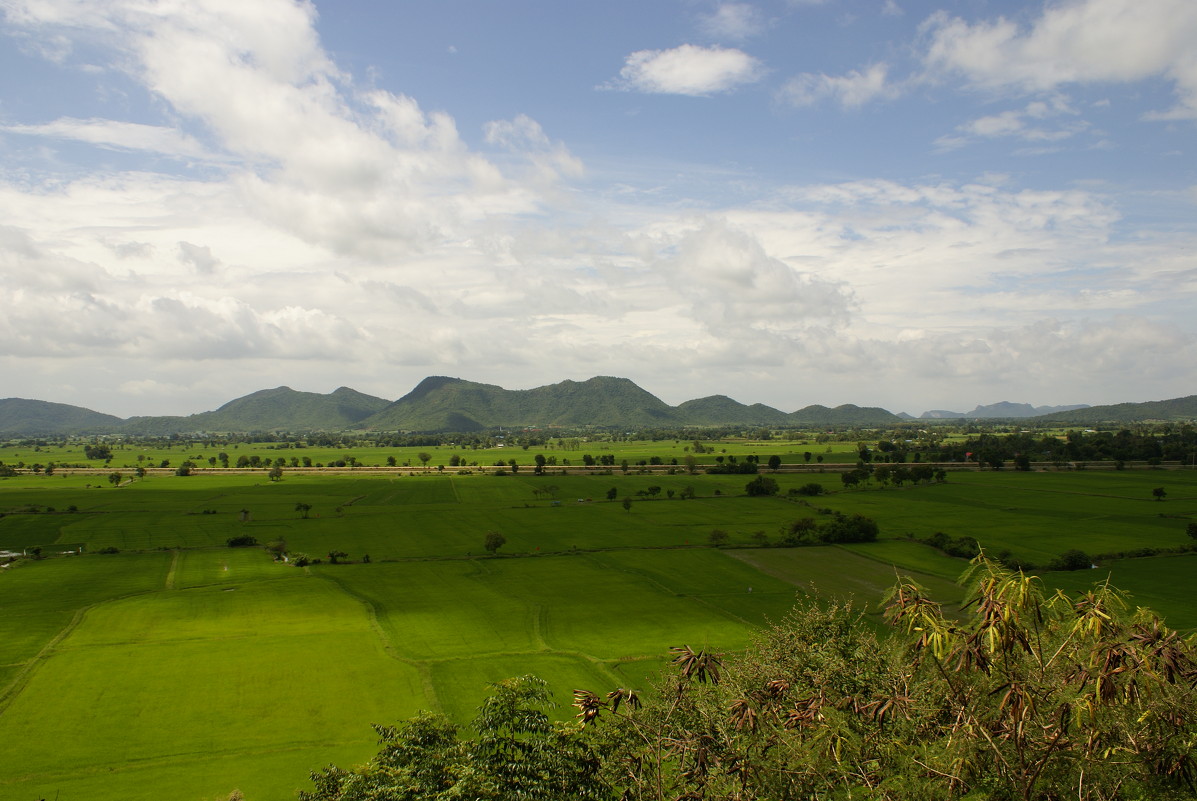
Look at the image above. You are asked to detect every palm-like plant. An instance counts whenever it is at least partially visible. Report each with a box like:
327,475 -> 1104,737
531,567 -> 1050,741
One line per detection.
670,645 -> 723,685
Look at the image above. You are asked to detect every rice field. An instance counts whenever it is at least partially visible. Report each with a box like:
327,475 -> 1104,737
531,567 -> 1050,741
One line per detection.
1,465 -> 1194,800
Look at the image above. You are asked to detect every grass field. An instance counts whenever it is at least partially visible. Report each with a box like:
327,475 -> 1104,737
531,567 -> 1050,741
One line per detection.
1,466 -> 1195,800
0,436 -> 861,472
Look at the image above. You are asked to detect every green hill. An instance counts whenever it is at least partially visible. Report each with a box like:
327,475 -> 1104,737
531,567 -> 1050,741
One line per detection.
789,403 -> 900,426
359,378 -> 902,431
3,378 -> 910,434
0,398 -> 123,435
674,395 -> 790,426
1034,395 -> 1197,424
360,376 -> 680,431
122,386 -> 391,434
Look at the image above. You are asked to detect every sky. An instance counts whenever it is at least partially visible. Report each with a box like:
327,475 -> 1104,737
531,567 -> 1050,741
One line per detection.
1,0 -> 1195,418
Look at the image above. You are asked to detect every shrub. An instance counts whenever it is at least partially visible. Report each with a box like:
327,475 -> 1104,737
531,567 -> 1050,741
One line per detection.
226,535 -> 259,548
745,476 -> 779,497
1048,549 -> 1092,571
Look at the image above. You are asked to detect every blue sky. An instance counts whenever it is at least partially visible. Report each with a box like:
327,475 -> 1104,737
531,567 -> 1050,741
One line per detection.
1,0 -> 1194,417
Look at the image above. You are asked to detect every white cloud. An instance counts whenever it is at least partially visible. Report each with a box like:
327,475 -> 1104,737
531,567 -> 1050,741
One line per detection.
698,3 -> 767,41
934,97 -> 1090,150
777,63 -> 898,108
608,44 -> 765,96
1,0 -> 1195,417
2,117 -> 217,160
920,0 -> 1197,118
483,114 -> 584,184
657,219 -> 853,336
176,241 -> 219,274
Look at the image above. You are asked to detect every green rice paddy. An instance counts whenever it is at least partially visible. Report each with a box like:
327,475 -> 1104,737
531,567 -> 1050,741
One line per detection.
1,464 -> 1195,800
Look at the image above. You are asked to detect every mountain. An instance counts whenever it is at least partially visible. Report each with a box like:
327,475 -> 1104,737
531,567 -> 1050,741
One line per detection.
0,398 -> 123,435
789,404 -> 900,426
359,378 -> 904,431
122,386 -> 391,434
34,378 -> 1170,434
920,402 -> 1091,419
1033,395 -> 1197,424
360,376 -> 680,431
673,395 -> 791,426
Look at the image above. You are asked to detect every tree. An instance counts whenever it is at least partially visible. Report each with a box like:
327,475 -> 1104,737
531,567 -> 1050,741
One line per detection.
1188,521 -> 1197,540
84,443 -> 113,461
1048,548 -> 1092,571
295,502 -> 312,519
767,455 -> 781,472
622,497 -> 632,513
107,471 -> 122,487
745,475 -> 779,496
606,487 -> 618,501
578,555 -> 1197,801
298,676 -> 607,801
1153,486 -> 1167,501
418,452 -> 432,469
328,550 -> 348,564
268,465 -> 283,481
708,529 -> 729,547
484,531 -> 506,554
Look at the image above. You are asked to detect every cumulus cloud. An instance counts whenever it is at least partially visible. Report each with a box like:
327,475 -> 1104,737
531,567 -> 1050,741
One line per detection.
483,114 -> 584,184
920,0 -> 1197,118
934,97 -> 1090,150
698,3 -> 768,40
607,44 -> 765,96
1,0 -> 1195,417
658,219 -> 852,336
2,0 -> 541,262
777,63 -> 899,108
176,241 -> 219,274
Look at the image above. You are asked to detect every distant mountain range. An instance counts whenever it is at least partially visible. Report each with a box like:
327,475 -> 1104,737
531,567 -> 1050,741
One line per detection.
0,377 -> 1192,435
919,401 -> 1091,419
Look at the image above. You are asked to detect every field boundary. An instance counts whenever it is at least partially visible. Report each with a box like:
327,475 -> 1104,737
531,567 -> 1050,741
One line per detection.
0,604 -> 90,717
314,571 -> 442,713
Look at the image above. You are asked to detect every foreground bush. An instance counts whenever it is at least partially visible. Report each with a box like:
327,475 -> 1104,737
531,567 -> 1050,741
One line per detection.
300,556 -> 1197,800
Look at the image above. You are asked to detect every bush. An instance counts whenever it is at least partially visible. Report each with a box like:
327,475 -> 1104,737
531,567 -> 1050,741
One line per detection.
745,476 -> 779,497
226,535 -> 259,548
1048,548 -> 1092,571
922,531 -> 981,559
779,513 -> 879,546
